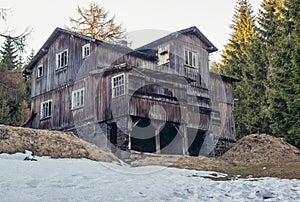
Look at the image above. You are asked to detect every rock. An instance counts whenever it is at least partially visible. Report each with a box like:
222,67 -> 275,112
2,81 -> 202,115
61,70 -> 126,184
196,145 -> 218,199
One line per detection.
255,189 -> 274,199
24,156 -> 37,161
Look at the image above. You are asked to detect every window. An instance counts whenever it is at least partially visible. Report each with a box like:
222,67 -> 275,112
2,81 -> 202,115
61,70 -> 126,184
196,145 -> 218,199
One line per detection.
158,46 -> 169,65
40,100 -> 52,119
184,50 -> 196,67
56,49 -> 68,69
82,43 -> 90,58
72,88 -> 84,109
37,65 -> 43,78
112,74 -> 125,98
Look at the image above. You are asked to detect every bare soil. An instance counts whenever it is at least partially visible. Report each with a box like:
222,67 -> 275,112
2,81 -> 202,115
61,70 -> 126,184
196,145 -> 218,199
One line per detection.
218,134 -> 300,164
131,134 -> 300,179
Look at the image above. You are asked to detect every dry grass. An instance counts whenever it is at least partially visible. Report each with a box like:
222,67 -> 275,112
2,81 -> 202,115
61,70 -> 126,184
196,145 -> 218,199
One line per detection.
0,125 -> 119,163
218,134 -> 300,164
131,134 -> 300,179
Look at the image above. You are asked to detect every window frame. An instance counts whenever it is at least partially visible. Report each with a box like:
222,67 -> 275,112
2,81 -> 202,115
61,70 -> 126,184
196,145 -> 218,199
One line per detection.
37,65 -> 43,78
56,49 -> 68,69
184,49 -> 197,68
40,99 -> 52,120
157,47 -> 170,65
71,88 -> 85,110
82,43 -> 91,59
112,74 -> 125,98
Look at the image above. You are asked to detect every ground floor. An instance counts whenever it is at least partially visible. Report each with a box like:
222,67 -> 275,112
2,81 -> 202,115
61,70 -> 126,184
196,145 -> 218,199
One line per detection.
66,115 -> 224,158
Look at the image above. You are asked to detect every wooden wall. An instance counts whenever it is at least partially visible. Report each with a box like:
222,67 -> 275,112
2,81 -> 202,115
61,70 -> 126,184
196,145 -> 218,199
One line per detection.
30,30 -> 213,136
210,74 -> 236,141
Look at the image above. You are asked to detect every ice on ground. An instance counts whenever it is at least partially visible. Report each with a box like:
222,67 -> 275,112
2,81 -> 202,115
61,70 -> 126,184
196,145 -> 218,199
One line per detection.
0,153 -> 299,202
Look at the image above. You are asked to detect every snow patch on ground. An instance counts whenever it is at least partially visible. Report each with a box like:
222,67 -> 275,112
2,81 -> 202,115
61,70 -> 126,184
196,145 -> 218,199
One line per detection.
0,153 -> 299,201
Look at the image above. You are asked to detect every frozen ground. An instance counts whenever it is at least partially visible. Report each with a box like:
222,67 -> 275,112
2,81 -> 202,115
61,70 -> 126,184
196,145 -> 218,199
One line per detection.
0,152 -> 299,202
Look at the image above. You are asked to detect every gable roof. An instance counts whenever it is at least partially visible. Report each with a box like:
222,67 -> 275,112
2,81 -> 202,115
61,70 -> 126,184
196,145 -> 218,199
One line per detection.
23,26 -> 218,75
137,26 -> 218,54
23,28 -> 156,74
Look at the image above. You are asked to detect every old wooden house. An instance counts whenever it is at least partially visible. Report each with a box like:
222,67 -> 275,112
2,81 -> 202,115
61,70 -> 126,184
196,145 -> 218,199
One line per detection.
23,26 -> 238,157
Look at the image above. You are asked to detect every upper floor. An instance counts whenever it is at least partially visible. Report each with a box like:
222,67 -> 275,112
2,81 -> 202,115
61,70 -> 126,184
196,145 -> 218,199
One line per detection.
24,26 -> 218,98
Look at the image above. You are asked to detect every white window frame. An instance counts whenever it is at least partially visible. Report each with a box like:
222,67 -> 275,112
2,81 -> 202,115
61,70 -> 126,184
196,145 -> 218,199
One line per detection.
112,74 -> 125,98
56,49 -> 68,69
40,99 -> 52,119
71,88 -> 84,109
184,49 -> 196,67
82,43 -> 90,58
37,65 -> 43,78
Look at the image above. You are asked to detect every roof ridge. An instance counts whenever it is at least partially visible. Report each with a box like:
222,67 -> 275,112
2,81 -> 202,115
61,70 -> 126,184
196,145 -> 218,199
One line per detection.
136,26 -> 217,53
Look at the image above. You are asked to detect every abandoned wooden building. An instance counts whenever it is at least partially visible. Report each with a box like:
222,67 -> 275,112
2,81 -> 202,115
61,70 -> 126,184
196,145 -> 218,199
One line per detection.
23,26 -> 238,157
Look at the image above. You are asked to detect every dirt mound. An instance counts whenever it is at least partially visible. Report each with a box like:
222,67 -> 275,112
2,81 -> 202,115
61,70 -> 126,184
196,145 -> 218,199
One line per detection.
219,134 -> 300,164
0,125 -> 119,162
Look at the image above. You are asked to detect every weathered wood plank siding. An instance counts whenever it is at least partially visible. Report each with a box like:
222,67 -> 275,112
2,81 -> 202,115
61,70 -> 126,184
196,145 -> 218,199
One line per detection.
209,74 -> 236,140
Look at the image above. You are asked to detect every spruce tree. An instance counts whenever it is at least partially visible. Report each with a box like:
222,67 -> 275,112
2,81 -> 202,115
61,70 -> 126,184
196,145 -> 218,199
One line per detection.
26,49 -> 35,64
267,0 -> 300,148
220,0 -> 266,138
0,37 -> 18,70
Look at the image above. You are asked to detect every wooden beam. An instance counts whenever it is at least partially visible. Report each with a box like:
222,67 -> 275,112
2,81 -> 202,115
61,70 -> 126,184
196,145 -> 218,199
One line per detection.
128,117 -> 141,150
174,124 -> 189,155
151,120 -> 164,154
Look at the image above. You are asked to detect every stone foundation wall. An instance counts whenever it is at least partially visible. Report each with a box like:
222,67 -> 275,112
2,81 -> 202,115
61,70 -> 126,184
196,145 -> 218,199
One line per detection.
68,122 -> 108,148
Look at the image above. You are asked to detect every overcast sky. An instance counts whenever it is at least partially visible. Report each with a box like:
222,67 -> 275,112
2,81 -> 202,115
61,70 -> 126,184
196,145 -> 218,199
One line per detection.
1,0 -> 263,62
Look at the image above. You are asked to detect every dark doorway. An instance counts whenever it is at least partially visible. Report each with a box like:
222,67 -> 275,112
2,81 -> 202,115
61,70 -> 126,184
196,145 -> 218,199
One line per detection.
160,122 -> 183,155
108,122 -> 117,152
187,129 -> 205,156
131,117 -> 156,153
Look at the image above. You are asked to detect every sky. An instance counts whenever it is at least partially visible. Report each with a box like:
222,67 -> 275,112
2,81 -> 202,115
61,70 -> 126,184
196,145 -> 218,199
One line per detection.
0,0 -> 263,62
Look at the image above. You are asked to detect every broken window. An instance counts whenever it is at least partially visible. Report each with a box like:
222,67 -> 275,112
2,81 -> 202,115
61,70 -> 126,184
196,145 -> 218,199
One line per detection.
37,65 -> 43,78
158,45 -> 169,65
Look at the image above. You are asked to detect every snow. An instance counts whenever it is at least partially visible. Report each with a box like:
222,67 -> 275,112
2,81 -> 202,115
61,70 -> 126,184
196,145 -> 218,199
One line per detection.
0,152 -> 299,202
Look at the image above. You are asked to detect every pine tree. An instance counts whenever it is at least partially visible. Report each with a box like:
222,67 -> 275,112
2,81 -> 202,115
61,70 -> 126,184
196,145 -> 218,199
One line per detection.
267,0 -> 300,148
219,0 -> 266,138
258,0 -> 285,46
16,55 -> 24,68
0,37 -> 18,70
220,0 -> 257,79
209,61 -> 221,73
26,49 -> 35,64
257,0 -> 286,137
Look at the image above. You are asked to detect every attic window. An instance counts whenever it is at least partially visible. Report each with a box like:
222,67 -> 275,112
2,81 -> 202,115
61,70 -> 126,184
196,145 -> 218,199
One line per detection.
158,46 -> 169,65
56,49 -> 68,69
184,50 -> 196,67
37,65 -> 43,78
82,43 -> 90,58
